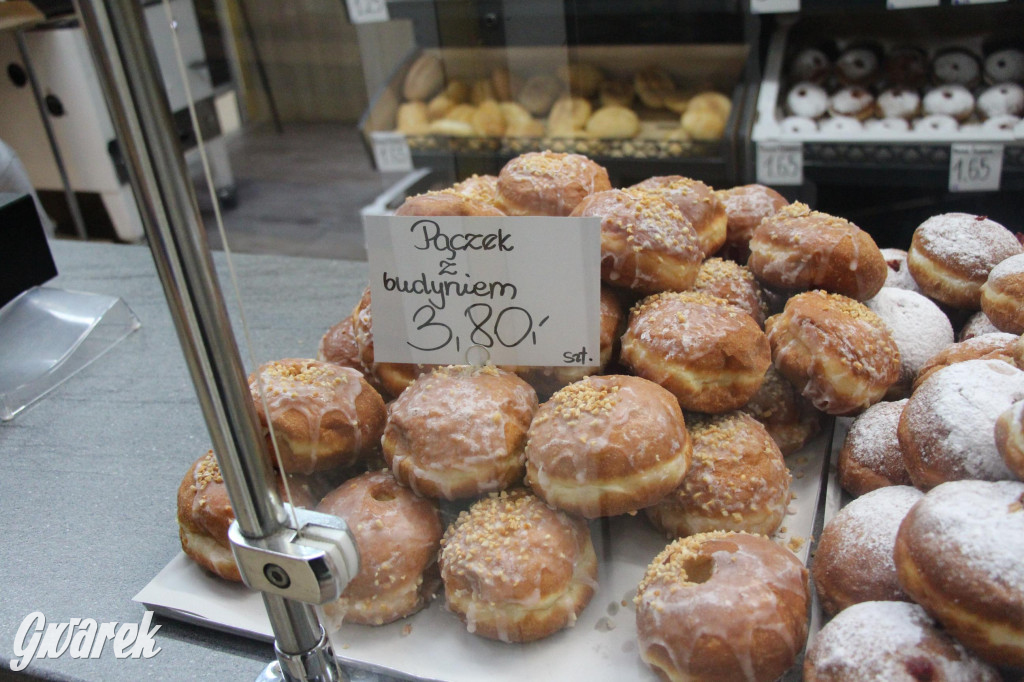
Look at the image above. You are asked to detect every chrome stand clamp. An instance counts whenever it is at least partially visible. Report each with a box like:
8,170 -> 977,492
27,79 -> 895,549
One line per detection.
230,504 -> 360,606
256,631 -> 342,682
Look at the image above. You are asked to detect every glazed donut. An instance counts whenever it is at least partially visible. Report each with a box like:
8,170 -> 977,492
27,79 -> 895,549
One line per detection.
447,173 -> 500,208
898,359 -> 1024,488
749,203 -> 888,301
959,311 -> 1001,341
864,287 -> 954,399
495,151 -> 611,217
621,292 -> 772,414
907,213 -> 1023,309
715,184 -> 789,262
249,359 -> 387,475
922,85 -> 975,121
394,190 -> 506,217
766,290 -> 901,416
838,399 -> 912,496
629,175 -> 728,257
803,601 -> 1002,681
524,374 -> 691,518
318,470 -> 442,626
931,48 -> 982,88
350,286 -> 437,398
894,479 -> 1024,667
439,489 -> 598,642
571,188 -> 703,294
382,365 -> 537,500
828,86 -> 875,120
875,87 -> 921,120
635,531 -> 809,682
996,399 -> 1024,480
984,47 -> 1024,84
883,45 -> 929,89
318,315 -> 364,373
177,451 -> 317,582
646,412 -> 791,538
740,365 -> 822,455
836,45 -> 881,86
515,286 -> 623,399
981,253 -> 1024,334
880,248 -> 923,294
913,332 -> 1019,391
692,257 -> 770,327
978,82 -> 1024,119
812,485 -> 922,616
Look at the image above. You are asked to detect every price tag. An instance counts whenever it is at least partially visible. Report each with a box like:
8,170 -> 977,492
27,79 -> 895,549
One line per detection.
750,0 -> 799,14
365,216 -> 602,367
756,142 -> 804,186
951,0 -> 1006,5
370,132 -> 413,172
886,0 -> 938,9
344,0 -> 389,23
949,144 -> 1003,192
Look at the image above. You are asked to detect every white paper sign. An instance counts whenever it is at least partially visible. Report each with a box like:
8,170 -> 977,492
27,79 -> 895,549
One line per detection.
750,0 -> 800,13
370,132 -> 413,172
365,216 -> 602,367
948,144 -> 1003,192
345,0 -> 389,23
951,0 -> 1006,5
887,0 -> 939,9
757,142 -> 804,186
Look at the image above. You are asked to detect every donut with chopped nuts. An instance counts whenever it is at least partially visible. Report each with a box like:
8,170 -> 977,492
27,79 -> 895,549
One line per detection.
177,451 -> 318,582
249,358 -> 387,475
692,257 -> 771,327
629,175 -> 727,257
635,531 -> 810,682
894,479 -> 1024,667
715,184 -> 789,263
766,290 -> 901,416
447,173 -> 500,208
812,485 -> 922,617
570,188 -> 703,294
394,190 -> 506,217
748,203 -> 887,301
646,412 -> 791,538
524,374 -> 691,518
740,365 -> 822,455
495,151 -> 611,217
620,291 -> 772,413
906,213 -> 1023,310
439,489 -> 598,642
381,365 -> 538,500
318,470 -> 443,626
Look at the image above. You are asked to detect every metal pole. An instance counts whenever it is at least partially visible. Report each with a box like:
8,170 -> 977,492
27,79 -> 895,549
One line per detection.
71,1 -> 339,679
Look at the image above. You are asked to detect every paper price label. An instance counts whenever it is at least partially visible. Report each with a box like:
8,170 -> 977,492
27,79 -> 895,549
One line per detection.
366,216 -> 602,367
949,144 -> 1003,192
887,0 -> 939,9
345,0 -> 389,23
757,142 -> 804,186
370,132 -> 413,172
750,0 -> 800,13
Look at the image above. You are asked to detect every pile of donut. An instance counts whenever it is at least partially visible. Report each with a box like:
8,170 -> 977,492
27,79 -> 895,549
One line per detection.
395,53 -> 732,146
780,40 -> 1024,136
175,149 -> 1024,681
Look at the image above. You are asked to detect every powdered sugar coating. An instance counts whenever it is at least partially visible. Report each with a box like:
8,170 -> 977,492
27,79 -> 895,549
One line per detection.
804,601 -> 1001,681
880,248 -> 922,294
876,88 -> 920,120
959,311 -> 1000,341
839,399 -> 911,495
977,83 -> 1024,119
865,287 -> 953,395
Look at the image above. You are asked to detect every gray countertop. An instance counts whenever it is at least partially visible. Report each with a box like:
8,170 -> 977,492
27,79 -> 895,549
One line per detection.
1,239 -> 371,681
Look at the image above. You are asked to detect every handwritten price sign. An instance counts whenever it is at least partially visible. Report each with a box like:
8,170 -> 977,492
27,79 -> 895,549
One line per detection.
757,142 -> 804,186
948,144 -> 1003,192
345,0 -> 389,23
365,216 -> 602,367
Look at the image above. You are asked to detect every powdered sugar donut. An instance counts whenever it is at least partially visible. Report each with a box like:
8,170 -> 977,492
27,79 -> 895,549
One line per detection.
803,601 -> 1002,681
839,399 -> 912,496
865,287 -> 954,398
812,485 -> 922,615
898,358 -> 1024,488
780,116 -> 818,135
829,86 -> 875,120
978,82 -> 1024,119
907,213 -> 1023,309
982,114 -> 1021,132
996,399 -> 1024,479
875,88 -> 921,120
819,116 -> 864,135
894,479 -> 1024,667
931,48 -> 982,88
914,332 -> 1020,390
923,85 -> 975,121
984,47 -> 1024,84
786,82 -> 828,119
864,117 -> 910,133
913,114 -> 959,133
881,248 -> 923,294
981,253 -> 1024,333
959,311 -> 1001,340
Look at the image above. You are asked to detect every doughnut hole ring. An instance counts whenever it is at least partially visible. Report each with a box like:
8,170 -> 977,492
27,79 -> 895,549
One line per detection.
980,253 -> 1024,334
318,470 -> 443,626
495,151 -> 611,217
524,375 -> 692,518
766,291 -> 901,416
995,400 -> 1024,479
571,188 -> 703,294
749,203 -> 887,301
893,479 -> 1024,668
439,489 -> 598,643
621,292 -> 772,414
645,412 -> 791,539
249,359 -> 387,475
635,531 -> 810,682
